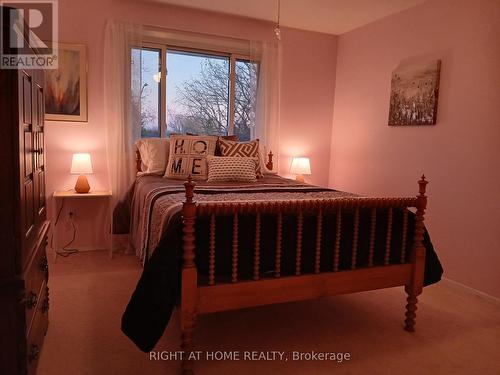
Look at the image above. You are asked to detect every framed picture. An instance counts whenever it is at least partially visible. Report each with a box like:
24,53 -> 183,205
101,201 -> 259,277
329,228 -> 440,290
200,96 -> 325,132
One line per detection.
45,43 -> 88,122
388,60 -> 441,126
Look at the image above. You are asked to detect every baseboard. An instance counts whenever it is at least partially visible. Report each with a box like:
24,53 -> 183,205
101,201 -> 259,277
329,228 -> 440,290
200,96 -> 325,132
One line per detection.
48,246 -> 108,255
69,246 -> 108,252
441,277 -> 500,305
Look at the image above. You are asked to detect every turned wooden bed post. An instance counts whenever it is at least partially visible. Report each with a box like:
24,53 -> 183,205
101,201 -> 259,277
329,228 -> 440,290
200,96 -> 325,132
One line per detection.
135,148 -> 142,173
404,175 -> 428,332
266,151 -> 274,171
181,176 -> 197,374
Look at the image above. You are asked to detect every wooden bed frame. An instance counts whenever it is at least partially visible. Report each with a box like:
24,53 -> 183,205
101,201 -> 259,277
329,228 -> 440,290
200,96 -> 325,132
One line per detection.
135,149 -> 428,375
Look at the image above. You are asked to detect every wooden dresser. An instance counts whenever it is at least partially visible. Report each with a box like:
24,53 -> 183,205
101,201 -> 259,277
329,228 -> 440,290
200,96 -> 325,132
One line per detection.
0,11 -> 50,374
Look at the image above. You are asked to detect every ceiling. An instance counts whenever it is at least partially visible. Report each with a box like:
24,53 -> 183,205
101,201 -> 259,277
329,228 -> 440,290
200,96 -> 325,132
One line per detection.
148,0 -> 428,35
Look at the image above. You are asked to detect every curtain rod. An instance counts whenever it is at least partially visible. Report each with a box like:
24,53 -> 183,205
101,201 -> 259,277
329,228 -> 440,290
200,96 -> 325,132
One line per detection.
142,23 -> 259,45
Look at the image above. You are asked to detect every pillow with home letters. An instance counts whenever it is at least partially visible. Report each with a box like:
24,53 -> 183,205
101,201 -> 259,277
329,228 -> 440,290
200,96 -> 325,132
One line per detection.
164,135 -> 217,180
207,156 -> 257,182
217,138 -> 263,177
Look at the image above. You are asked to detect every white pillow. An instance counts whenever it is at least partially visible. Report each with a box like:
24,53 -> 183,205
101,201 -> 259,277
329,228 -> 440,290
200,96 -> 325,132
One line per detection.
135,138 -> 169,175
260,150 -> 277,175
207,156 -> 257,182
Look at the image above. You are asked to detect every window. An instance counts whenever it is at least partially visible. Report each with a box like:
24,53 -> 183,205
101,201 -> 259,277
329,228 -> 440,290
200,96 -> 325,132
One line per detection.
166,50 -> 229,136
132,44 -> 258,141
234,59 -> 258,141
131,47 -> 162,138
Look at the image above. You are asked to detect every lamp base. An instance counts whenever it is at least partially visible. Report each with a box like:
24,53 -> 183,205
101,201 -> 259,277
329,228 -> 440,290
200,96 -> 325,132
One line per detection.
75,175 -> 90,194
295,174 -> 305,183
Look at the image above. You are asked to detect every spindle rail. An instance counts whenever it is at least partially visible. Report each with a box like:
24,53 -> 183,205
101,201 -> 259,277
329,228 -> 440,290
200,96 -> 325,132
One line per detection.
179,175 -> 428,374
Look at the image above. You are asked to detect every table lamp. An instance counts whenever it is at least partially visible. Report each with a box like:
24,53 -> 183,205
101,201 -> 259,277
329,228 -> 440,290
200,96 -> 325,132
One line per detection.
71,153 -> 93,193
290,157 -> 311,183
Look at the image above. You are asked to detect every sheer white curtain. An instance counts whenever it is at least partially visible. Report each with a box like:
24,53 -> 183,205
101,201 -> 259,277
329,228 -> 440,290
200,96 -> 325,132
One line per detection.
250,41 -> 282,172
104,20 -> 142,233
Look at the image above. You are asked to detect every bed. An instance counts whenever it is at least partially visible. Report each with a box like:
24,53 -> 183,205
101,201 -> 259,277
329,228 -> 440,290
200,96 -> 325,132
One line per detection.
122,150 -> 443,375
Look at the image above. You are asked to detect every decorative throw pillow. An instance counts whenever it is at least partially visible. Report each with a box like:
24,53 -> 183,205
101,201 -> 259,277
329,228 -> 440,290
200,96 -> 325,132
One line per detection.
217,139 -> 263,177
215,135 -> 238,156
185,134 -> 238,156
164,135 -> 217,180
207,156 -> 257,182
135,138 -> 169,175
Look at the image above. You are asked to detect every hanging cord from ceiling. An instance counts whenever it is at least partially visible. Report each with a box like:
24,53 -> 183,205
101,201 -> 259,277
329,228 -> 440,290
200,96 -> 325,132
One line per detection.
274,0 -> 281,40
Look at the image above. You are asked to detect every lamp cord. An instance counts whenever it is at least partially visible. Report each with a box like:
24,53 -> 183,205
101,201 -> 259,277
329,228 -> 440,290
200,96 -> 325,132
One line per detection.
59,219 -> 78,256
50,194 -> 79,257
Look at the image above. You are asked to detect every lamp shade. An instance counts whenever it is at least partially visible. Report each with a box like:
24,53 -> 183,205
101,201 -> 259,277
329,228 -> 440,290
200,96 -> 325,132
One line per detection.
290,157 -> 311,175
71,153 -> 93,174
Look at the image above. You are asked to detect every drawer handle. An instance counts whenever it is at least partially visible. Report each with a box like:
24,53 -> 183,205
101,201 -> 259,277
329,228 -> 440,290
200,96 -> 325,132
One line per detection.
42,296 -> 49,314
21,292 -> 38,309
29,344 -> 40,363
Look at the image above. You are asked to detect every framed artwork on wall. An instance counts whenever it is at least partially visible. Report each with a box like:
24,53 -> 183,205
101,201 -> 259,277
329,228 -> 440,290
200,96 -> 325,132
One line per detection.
388,60 -> 441,126
45,43 -> 88,122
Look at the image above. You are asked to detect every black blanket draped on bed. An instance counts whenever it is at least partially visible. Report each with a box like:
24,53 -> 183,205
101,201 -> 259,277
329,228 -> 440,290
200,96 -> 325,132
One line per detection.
121,179 -> 443,352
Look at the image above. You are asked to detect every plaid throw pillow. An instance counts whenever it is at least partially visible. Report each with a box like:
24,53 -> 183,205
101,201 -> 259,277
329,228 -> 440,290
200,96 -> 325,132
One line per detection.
217,139 -> 263,177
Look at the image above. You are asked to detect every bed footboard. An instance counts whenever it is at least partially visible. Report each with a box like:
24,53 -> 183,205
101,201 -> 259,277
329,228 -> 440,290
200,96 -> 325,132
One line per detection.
179,176 -> 428,374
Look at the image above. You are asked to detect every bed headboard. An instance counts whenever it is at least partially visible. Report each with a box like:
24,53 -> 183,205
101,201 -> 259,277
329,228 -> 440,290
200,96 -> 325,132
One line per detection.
135,148 -> 142,173
266,151 -> 273,171
135,148 -> 274,173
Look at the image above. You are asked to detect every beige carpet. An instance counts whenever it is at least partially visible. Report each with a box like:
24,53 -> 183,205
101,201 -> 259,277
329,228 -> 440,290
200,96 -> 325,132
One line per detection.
38,251 -> 500,375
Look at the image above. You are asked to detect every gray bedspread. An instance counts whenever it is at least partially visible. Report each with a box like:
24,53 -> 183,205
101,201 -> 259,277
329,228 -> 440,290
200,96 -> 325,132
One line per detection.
129,174 -> 355,262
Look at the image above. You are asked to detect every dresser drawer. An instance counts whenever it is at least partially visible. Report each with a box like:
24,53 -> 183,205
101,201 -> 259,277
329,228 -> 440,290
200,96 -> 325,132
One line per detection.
26,283 -> 49,375
23,232 -> 49,332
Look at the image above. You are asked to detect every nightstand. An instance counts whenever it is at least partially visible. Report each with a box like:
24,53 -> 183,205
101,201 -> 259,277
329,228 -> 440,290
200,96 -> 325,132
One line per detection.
52,190 -> 113,260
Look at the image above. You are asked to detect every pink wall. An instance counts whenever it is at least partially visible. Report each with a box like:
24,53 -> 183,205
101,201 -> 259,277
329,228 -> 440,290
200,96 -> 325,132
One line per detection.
280,28 -> 337,181
46,0 -> 337,247
330,0 -> 500,297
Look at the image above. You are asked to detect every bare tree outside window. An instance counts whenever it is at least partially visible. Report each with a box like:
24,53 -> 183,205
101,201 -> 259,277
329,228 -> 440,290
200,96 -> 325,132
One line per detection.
167,54 -> 229,136
234,60 -> 258,141
133,47 -> 258,140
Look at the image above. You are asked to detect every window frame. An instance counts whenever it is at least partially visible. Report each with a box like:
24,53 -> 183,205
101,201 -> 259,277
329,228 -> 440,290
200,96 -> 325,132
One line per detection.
133,39 -> 258,139
139,42 -> 167,138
